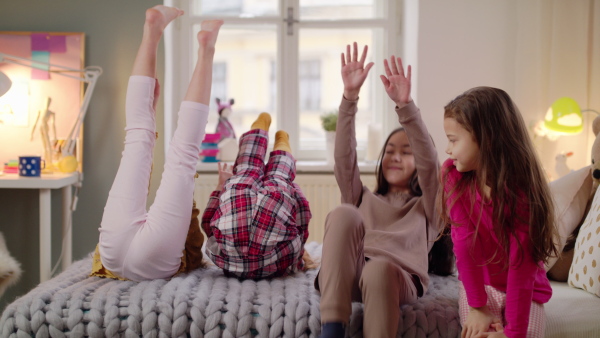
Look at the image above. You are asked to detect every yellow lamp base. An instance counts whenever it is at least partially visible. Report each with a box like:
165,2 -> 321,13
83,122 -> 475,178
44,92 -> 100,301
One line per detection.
58,155 -> 78,173
41,162 -> 56,174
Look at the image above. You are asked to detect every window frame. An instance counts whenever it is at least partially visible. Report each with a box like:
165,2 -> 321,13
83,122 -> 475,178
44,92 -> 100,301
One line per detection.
163,0 -> 399,161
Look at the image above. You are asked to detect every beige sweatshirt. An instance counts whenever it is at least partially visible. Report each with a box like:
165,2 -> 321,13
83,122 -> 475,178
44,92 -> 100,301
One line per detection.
334,97 -> 442,295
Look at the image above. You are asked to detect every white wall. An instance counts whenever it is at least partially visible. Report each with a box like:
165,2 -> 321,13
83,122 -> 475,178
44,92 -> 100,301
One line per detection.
405,0 -> 519,163
404,0 -> 596,180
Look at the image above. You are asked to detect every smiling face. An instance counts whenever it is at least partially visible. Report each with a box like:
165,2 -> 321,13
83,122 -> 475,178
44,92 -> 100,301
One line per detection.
444,117 -> 480,172
382,130 -> 416,193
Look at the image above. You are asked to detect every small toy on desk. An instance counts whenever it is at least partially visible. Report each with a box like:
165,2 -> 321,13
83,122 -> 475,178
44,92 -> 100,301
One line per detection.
30,97 -> 58,173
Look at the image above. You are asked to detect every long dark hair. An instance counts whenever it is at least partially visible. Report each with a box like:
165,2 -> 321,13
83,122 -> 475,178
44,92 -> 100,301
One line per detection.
428,226 -> 455,276
374,128 -> 422,196
438,86 -> 558,266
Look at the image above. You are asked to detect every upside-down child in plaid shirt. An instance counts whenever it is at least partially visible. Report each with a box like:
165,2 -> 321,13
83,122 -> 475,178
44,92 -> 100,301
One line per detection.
201,113 -> 314,279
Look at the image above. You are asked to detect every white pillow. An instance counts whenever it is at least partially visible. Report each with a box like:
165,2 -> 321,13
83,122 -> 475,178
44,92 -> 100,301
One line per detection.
568,183 -> 600,297
547,166 -> 593,271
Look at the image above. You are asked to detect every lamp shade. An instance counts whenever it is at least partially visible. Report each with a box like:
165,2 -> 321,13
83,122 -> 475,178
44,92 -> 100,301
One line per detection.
0,71 -> 11,97
544,97 -> 583,134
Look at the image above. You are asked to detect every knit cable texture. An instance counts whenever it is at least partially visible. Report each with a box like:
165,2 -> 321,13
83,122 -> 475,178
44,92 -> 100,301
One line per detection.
0,242 -> 460,337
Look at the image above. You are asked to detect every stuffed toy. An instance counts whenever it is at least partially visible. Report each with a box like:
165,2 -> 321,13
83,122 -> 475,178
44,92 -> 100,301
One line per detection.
215,98 -> 236,142
554,151 -> 573,178
591,115 -> 600,190
0,232 -> 21,298
546,115 -> 600,281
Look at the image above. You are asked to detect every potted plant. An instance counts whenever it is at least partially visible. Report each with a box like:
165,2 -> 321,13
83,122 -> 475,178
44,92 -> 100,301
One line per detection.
320,111 -> 337,132
320,111 -> 338,164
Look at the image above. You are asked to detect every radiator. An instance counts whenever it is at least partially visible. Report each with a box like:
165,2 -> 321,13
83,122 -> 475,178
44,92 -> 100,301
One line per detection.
194,173 -> 376,243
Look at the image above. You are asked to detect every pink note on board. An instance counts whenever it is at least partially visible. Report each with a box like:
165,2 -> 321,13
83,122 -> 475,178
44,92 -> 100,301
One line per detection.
31,51 -> 50,80
31,33 -> 66,52
31,33 -> 50,51
48,35 -> 66,53
32,69 -> 50,80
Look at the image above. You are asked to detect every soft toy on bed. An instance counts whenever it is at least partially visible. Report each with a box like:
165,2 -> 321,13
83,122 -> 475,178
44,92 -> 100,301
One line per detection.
0,232 -> 21,298
215,98 -> 236,142
591,115 -> 600,190
546,115 -> 600,281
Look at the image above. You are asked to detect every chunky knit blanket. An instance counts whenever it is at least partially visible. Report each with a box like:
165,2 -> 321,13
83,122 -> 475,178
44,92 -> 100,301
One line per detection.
0,242 -> 460,337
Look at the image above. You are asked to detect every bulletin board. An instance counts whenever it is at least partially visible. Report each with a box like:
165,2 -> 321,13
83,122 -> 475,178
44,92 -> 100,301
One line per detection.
0,31 -> 85,171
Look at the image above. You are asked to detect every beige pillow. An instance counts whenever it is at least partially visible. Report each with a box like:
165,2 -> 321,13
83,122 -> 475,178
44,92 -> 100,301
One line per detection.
568,185 -> 600,297
547,166 -> 593,271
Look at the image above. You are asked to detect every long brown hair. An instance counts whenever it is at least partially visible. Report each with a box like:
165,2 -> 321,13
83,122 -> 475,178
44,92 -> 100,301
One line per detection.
375,128 -> 422,196
438,86 -> 558,266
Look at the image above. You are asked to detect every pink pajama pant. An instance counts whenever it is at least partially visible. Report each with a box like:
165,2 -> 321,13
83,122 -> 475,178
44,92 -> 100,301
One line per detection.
98,76 -> 208,281
458,282 -> 546,338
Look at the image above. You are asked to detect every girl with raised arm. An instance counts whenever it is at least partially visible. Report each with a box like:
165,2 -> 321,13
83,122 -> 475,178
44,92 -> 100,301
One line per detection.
316,42 -> 446,338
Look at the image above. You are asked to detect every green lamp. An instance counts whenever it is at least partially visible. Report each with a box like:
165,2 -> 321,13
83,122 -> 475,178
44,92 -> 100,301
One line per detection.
544,97 -> 584,134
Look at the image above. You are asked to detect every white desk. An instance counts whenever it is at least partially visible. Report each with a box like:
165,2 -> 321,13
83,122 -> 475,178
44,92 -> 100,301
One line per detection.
0,172 -> 79,282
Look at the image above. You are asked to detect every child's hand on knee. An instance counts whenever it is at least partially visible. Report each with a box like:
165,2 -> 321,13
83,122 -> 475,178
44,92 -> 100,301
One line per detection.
462,305 -> 501,338
216,162 -> 233,191
474,323 -> 507,338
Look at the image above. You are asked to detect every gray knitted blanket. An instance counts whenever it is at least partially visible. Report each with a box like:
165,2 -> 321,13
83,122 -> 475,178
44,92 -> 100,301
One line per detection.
0,242 -> 460,337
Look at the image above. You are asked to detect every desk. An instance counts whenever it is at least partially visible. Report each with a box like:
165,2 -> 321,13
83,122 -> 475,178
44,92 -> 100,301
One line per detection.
0,172 -> 79,282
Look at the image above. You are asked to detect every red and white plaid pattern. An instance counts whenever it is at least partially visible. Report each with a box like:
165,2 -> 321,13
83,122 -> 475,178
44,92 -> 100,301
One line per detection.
202,129 -> 311,279
458,282 -> 546,338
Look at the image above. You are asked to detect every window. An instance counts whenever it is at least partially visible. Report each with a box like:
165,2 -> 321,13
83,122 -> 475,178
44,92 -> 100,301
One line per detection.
299,60 -> 320,111
211,62 -> 228,105
164,0 -> 398,161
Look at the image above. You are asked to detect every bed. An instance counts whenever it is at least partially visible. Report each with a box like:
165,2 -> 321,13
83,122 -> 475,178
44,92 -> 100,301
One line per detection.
4,165 -> 600,338
1,242 -> 599,337
0,242 -> 461,337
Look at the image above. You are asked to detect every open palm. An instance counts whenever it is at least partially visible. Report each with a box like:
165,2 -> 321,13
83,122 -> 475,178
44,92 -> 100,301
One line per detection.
380,56 -> 412,107
341,42 -> 374,100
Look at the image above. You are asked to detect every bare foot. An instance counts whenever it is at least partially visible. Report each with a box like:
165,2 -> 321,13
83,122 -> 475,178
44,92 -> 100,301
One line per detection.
145,5 -> 184,35
197,20 -> 224,49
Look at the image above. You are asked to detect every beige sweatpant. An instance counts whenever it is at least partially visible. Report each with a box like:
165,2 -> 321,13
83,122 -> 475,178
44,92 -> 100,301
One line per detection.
316,204 -> 419,338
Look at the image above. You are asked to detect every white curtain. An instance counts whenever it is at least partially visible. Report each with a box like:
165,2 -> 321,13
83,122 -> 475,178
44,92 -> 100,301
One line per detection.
514,0 -> 600,180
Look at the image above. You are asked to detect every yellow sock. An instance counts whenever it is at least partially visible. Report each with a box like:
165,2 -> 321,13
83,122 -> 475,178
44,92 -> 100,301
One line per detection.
251,112 -> 271,131
273,130 -> 291,153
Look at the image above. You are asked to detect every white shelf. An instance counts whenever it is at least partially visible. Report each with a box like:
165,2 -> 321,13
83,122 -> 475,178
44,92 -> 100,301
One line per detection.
0,171 -> 79,282
0,172 -> 79,189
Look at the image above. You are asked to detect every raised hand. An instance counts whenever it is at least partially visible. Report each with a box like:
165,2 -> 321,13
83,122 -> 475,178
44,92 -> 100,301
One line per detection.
216,162 -> 233,191
380,56 -> 412,108
341,42 -> 374,101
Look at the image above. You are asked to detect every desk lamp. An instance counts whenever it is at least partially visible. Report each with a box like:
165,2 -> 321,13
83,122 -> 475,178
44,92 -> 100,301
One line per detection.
0,52 -> 102,173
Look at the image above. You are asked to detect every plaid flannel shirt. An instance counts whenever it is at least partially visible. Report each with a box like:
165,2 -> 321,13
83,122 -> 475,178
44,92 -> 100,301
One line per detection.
202,130 -> 311,279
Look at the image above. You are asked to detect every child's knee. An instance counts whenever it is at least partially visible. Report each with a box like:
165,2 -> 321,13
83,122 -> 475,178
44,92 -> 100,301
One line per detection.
360,258 -> 396,288
324,204 -> 363,235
